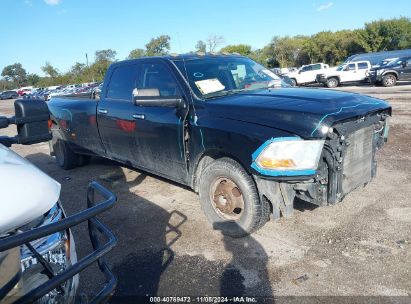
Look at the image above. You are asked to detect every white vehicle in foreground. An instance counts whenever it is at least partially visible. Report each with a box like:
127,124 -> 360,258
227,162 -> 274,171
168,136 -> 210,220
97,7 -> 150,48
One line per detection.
285,63 -> 330,86
0,99 -> 117,303
316,61 -> 372,88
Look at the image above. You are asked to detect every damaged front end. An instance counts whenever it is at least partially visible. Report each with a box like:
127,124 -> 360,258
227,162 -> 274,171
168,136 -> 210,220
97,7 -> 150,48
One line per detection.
254,110 -> 391,219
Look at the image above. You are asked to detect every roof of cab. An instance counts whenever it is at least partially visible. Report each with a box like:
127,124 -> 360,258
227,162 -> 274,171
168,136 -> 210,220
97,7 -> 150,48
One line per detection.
114,52 -> 246,66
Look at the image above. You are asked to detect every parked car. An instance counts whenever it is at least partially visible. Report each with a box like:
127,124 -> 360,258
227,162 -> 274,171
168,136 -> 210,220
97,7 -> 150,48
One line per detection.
285,63 -> 330,86
345,49 -> 411,67
48,54 -> 391,237
369,56 -> 411,87
316,61 -> 372,88
0,99 -> 117,303
0,90 -> 18,99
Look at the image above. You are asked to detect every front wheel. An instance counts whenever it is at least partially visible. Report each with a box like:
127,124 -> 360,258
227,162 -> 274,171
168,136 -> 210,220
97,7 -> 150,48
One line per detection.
326,77 -> 339,88
198,158 -> 270,237
382,74 -> 397,87
289,78 -> 297,87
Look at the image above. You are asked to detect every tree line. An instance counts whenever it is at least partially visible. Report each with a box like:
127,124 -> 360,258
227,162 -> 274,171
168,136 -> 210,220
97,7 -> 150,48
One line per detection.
1,17 -> 410,90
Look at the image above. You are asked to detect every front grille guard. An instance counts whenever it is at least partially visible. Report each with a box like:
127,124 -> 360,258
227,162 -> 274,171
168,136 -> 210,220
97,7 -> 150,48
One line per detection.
0,181 -> 117,304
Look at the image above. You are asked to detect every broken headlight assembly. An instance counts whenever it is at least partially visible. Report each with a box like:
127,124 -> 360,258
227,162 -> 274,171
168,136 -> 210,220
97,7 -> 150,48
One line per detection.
252,137 -> 324,176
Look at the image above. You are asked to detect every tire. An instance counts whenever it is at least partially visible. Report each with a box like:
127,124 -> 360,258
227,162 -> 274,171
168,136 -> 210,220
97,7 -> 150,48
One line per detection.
326,77 -> 339,88
78,155 -> 91,166
382,74 -> 397,87
52,136 -> 79,170
289,78 -> 297,87
198,157 -> 270,238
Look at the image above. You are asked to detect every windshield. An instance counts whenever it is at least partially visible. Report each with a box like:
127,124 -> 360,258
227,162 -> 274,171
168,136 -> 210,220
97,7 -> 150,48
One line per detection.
336,64 -> 345,71
386,58 -> 404,66
173,57 -> 287,99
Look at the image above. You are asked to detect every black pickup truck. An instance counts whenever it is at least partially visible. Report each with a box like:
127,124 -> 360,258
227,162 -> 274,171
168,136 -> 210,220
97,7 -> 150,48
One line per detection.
48,54 -> 391,237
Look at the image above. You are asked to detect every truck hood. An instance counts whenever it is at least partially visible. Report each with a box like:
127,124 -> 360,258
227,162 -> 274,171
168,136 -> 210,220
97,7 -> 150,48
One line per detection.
204,88 -> 391,138
0,144 -> 61,236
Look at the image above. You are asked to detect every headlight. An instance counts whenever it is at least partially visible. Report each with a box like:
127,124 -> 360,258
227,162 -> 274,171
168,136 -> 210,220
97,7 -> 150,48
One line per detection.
20,203 -> 78,303
252,137 -> 324,176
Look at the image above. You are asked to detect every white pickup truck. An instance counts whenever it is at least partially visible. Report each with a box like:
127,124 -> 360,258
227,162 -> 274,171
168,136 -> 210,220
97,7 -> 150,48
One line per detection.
285,63 -> 330,86
316,61 -> 372,88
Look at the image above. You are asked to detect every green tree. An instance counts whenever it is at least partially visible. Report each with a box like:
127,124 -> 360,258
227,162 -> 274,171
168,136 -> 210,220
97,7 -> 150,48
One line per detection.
359,17 -> 411,51
195,40 -> 206,53
220,44 -> 252,56
1,63 -> 27,86
41,62 -> 59,79
95,49 -> 117,62
27,73 -> 40,86
127,48 -> 146,59
90,49 -> 117,81
145,35 -> 171,56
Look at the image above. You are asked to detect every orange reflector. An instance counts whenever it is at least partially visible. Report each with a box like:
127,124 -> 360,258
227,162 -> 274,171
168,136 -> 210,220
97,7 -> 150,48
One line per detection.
47,119 -> 52,130
259,158 -> 296,169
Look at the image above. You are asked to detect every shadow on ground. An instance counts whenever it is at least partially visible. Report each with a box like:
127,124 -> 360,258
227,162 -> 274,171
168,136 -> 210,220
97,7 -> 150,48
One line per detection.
24,153 -> 276,301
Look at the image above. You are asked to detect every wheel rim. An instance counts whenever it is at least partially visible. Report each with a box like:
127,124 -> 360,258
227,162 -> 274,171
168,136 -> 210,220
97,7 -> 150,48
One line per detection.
385,76 -> 394,86
329,79 -> 337,87
209,177 -> 245,220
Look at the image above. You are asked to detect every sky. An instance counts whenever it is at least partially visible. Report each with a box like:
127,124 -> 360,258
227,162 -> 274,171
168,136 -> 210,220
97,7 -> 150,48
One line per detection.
0,0 -> 410,76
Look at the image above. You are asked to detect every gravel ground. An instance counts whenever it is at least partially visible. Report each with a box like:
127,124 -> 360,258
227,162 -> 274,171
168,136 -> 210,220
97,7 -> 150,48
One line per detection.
1,83 -> 410,303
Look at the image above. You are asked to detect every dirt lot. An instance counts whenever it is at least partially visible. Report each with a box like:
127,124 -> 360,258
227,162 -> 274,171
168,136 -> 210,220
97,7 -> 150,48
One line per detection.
1,84 -> 410,302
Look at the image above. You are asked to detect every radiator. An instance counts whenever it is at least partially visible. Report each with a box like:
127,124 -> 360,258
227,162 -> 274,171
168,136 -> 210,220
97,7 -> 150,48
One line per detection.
342,125 -> 374,195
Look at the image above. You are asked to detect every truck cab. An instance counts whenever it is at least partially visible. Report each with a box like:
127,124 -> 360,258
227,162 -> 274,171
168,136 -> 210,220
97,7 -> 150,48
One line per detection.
285,63 -> 329,86
316,61 -> 371,88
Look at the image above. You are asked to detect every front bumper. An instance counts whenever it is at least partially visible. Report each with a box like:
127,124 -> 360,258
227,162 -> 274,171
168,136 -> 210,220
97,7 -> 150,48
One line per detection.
316,74 -> 327,84
0,182 -> 117,304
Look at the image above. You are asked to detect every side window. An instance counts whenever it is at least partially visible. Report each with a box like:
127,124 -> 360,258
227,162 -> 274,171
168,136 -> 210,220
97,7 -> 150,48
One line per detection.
301,66 -> 312,72
106,64 -> 139,100
348,63 -> 356,71
139,62 -> 180,97
311,64 -> 321,70
357,62 -> 368,70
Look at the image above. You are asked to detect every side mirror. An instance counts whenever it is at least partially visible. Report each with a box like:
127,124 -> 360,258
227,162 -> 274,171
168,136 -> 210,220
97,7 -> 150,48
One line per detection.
133,88 -> 184,108
402,61 -> 407,68
14,99 -> 51,145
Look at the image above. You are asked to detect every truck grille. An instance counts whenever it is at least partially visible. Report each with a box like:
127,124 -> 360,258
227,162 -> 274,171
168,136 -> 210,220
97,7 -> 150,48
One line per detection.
342,125 -> 374,195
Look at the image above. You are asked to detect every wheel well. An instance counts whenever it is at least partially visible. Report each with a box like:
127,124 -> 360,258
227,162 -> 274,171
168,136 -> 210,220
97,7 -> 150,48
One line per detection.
192,151 -> 247,193
383,72 -> 398,79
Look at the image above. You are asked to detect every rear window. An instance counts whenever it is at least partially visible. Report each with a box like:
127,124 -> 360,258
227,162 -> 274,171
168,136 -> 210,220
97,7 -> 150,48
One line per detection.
106,64 -> 139,100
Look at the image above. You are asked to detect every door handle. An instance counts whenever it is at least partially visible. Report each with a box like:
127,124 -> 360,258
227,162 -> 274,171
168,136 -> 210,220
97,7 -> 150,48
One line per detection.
98,109 -> 108,114
132,114 -> 145,120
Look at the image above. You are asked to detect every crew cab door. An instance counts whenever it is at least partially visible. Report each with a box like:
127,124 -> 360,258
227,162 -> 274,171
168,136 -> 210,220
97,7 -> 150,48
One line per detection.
340,63 -> 359,82
298,64 -> 319,84
131,60 -> 188,182
97,63 -> 141,163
